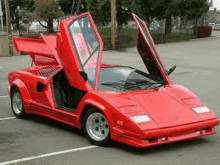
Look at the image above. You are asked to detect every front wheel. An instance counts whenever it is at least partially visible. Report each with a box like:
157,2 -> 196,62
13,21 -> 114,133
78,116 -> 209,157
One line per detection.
82,109 -> 111,146
11,88 -> 25,118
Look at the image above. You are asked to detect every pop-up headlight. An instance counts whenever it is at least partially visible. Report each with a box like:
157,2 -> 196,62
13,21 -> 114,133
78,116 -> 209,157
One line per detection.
192,106 -> 210,114
130,115 -> 151,123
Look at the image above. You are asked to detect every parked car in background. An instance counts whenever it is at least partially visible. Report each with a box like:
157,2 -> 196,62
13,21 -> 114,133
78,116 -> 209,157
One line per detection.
214,24 -> 220,31
208,23 -> 215,29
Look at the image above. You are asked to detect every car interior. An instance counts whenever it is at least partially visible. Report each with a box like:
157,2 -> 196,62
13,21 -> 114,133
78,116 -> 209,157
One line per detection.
53,69 -> 86,110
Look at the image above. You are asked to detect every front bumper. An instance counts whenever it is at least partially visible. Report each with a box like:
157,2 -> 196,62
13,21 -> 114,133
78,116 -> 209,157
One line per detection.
112,118 -> 220,148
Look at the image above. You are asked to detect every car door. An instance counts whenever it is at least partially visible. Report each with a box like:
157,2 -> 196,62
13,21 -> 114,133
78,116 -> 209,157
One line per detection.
56,12 -> 103,91
131,13 -> 171,84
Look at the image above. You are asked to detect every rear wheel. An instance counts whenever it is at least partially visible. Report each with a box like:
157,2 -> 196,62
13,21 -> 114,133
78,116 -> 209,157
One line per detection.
11,88 -> 25,118
82,109 -> 110,146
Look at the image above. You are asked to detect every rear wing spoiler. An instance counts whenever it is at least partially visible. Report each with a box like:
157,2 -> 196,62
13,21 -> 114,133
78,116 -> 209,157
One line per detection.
13,34 -> 61,66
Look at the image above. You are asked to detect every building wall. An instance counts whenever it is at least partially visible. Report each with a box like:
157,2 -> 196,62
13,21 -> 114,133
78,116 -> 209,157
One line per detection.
205,9 -> 220,24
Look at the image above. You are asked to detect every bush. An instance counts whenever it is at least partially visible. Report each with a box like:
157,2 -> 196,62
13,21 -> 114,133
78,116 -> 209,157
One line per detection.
193,25 -> 212,38
19,33 -> 42,39
19,32 -> 56,39
101,33 -> 134,50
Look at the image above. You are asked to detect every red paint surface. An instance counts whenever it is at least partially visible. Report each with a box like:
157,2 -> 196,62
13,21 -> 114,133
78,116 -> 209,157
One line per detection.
9,12 -> 219,148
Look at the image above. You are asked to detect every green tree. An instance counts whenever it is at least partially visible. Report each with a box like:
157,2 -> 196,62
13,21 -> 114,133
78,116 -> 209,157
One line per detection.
85,0 -> 110,26
59,0 -> 73,14
176,0 -> 209,34
1,0 -> 34,30
59,0 -> 87,15
131,0 -> 157,26
116,0 -> 132,31
153,0 -> 179,35
131,0 -> 180,35
34,0 -> 64,33
177,0 -> 209,20
144,0 -> 209,35
85,0 -> 132,29
183,0 -> 209,20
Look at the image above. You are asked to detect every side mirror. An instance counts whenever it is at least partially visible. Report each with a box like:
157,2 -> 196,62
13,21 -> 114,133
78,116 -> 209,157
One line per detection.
167,65 -> 176,75
80,71 -> 88,82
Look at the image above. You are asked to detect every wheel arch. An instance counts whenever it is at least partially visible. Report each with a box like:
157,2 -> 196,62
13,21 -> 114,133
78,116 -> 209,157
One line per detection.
80,99 -> 113,129
10,79 -> 31,101
10,85 -> 18,96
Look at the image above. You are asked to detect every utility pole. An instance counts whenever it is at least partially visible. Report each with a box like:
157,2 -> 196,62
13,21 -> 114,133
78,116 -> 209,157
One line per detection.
71,0 -> 76,15
0,0 -> 3,32
4,0 -> 14,55
110,0 -> 116,50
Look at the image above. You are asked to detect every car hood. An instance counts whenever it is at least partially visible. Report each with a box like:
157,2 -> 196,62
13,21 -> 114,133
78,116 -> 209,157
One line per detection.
100,85 -> 217,129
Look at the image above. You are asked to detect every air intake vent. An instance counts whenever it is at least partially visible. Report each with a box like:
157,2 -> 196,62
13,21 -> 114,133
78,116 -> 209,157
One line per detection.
38,66 -> 56,77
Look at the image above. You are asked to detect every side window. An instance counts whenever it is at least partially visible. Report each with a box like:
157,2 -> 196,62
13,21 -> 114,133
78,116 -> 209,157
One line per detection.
70,20 -> 90,64
69,16 -> 100,88
134,15 -> 164,80
135,16 -> 162,66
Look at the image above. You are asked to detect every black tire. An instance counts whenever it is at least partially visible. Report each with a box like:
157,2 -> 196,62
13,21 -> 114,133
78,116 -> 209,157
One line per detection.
82,108 -> 111,146
11,88 -> 26,118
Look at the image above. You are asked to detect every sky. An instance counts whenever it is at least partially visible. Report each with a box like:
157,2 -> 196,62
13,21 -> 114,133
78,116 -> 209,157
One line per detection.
212,0 -> 220,9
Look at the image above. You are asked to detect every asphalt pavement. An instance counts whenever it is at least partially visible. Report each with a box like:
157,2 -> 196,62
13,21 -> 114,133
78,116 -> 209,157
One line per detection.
0,32 -> 220,165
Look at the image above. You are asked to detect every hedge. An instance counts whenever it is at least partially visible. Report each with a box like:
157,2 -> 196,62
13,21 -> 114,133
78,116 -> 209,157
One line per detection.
20,32 -> 134,50
193,25 -> 212,38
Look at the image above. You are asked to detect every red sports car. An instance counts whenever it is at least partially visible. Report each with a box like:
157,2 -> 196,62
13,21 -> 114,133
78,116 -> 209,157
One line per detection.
8,12 -> 219,147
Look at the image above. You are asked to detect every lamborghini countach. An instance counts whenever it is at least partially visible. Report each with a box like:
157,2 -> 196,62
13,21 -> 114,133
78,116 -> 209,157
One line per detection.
9,12 -> 219,147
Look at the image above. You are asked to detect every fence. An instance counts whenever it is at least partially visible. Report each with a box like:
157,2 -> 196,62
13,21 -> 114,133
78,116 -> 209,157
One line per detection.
97,18 -> 197,50
0,16 -> 212,54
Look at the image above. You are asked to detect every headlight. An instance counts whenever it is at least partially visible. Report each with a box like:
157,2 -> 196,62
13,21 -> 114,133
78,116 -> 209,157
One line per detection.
130,115 -> 151,123
192,106 -> 210,114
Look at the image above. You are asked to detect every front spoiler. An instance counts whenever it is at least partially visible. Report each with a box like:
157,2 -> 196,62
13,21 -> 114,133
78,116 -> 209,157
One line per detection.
112,118 -> 220,148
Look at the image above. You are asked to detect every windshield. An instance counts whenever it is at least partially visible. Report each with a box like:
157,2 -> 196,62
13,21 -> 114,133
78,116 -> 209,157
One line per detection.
69,16 -> 99,88
86,66 -> 165,92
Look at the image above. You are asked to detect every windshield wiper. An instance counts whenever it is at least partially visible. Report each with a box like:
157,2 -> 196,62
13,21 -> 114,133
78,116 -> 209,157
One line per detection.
125,79 -> 164,84
124,80 -> 164,91
101,80 -> 165,91
142,82 -> 165,90
151,83 -> 165,89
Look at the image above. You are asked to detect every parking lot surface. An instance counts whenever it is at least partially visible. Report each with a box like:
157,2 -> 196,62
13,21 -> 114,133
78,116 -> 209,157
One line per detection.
0,34 -> 220,165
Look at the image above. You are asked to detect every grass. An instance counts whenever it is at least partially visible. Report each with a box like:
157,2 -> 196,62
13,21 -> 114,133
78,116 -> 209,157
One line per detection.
170,32 -> 194,39
97,28 -> 111,35
98,27 -> 137,37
